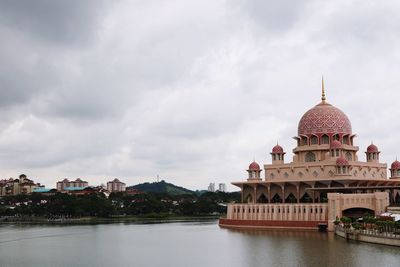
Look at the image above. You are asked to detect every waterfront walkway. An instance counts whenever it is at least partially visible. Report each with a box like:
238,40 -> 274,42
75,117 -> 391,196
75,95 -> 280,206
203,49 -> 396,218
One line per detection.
335,225 -> 400,247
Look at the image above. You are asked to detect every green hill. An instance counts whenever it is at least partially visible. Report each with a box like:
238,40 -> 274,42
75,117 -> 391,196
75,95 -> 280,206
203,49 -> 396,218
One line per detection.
128,180 -> 194,195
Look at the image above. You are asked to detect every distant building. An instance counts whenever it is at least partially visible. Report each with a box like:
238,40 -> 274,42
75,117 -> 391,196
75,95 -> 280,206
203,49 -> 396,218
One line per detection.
208,183 -> 215,192
56,178 -> 88,191
0,174 -> 42,196
218,183 -> 227,192
63,186 -> 108,197
107,178 -> 126,192
126,188 -> 141,195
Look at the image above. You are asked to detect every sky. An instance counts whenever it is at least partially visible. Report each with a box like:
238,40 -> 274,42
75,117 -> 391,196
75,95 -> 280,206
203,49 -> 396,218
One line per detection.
1,0 -> 400,191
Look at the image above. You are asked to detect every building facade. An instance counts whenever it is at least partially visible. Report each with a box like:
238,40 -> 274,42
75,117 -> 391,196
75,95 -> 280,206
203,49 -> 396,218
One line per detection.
0,174 -> 42,196
56,178 -> 88,191
220,83 -> 400,231
218,183 -> 227,192
107,178 -> 126,192
208,183 -> 216,192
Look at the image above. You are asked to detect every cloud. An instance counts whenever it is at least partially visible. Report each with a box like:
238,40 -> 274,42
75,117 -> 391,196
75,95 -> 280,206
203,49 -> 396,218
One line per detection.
0,0 -> 400,191
0,0 -> 109,45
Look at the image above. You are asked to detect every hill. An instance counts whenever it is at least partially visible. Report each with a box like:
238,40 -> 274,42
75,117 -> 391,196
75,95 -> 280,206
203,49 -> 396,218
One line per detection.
127,180 -> 194,195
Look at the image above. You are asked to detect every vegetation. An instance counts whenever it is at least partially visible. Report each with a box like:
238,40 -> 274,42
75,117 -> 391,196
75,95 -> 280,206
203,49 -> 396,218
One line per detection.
128,180 -> 194,195
0,191 -> 240,220
337,214 -> 400,233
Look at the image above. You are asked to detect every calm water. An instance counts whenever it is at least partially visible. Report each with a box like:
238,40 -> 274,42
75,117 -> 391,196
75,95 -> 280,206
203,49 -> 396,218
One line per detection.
0,220 -> 399,267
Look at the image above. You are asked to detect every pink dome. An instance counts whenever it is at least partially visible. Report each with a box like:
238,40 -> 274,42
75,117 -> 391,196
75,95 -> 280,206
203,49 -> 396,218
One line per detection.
367,144 -> 378,153
272,144 -> 284,154
248,161 -> 260,170
391,160 -> 400,170
298,102 -> 352,136
336,156 -> 349,166
330,140 -> 342,149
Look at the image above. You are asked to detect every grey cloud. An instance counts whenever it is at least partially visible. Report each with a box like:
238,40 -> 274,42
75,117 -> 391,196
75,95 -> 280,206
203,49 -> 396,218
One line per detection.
0,0 -> 400,191
0,0 -> 109,45
232,0 -> 312,33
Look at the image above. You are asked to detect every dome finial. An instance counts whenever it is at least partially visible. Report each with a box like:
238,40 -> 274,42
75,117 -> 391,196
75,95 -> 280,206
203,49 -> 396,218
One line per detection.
321,75 -> 326,101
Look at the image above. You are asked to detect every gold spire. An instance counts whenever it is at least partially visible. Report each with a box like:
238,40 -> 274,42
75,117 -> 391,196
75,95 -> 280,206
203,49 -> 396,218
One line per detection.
321,76 -> 326,101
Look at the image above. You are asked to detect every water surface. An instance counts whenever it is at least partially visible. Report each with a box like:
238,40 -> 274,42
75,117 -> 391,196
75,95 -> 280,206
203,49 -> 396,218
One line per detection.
0,221 -> 398,267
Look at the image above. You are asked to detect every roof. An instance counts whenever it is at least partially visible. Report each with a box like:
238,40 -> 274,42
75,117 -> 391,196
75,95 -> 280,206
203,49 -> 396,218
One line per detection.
330,140 -> 342,149
367,143 -> 379,153
391,160 -> 400,170
336,156 -> 349,166
298,102 -> 352,136
272,144 -> 284,154
63,186 -> 88,191
33,188 -> 53,193
248,161 -> 260,171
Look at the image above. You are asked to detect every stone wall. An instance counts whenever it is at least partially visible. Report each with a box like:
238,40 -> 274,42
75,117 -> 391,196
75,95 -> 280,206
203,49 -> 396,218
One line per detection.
226,203 -> 328,222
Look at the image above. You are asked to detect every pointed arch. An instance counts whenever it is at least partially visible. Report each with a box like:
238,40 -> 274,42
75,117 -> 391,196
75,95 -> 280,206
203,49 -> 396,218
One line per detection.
258,194 -> 268,203
321,134 -> 329,144
285,193 -> 297,203
300,192 -> 312,203
271,193 -> 282,203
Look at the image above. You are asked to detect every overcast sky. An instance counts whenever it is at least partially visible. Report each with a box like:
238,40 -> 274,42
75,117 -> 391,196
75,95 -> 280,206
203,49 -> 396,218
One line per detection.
1,0 -> 400,191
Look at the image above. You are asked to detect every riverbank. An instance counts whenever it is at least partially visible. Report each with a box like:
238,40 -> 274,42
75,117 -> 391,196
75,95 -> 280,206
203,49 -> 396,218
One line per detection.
335,225 -> 400,247
0,215 -> 220,225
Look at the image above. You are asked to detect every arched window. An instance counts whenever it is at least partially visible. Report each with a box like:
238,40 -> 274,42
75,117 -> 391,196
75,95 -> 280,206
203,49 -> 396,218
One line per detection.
258,194 -> 268,203
321,135 -> 329,144
271,194 -> 282,203
343,136 -> 349,145
335,149 -> 339,157
302,137 -> 308,145
397,170 -> 400,176
305,152 -> 316,162
333,134 -> 340,141
345,152 -> 352,161
311,135 -> 318,145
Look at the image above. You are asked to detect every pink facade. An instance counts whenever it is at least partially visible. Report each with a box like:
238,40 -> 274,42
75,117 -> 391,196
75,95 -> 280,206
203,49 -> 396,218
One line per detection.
220,83 -> 400,231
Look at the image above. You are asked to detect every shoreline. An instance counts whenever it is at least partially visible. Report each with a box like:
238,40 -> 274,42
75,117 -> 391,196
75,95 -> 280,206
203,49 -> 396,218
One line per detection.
0,215 -> 220,225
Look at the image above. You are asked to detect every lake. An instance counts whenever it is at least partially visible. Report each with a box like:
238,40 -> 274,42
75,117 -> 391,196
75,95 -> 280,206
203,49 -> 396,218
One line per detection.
0,220 -> 399,267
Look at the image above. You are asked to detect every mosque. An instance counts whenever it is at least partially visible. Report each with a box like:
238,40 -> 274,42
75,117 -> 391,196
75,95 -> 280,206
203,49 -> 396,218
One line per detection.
219,80 -> 400,231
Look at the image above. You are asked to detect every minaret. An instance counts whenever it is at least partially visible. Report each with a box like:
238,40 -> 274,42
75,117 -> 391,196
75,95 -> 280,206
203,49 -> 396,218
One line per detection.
366,142 -> 380,163
247,161 -> 262,180
271,143 -> 285,164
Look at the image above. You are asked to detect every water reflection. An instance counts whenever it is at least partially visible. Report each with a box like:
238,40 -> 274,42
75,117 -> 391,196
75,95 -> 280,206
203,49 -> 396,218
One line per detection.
0,222 -> 399,267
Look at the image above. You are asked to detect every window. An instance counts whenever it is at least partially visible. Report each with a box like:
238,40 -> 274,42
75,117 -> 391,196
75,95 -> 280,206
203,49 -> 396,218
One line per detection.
311,135 -> 318,145
341,166 -> 347,174
305,152 -> 316,162
343,136 -> 349,144
302,138 -> 308,145
345,152 -> 352,161
321,135 -> 329,144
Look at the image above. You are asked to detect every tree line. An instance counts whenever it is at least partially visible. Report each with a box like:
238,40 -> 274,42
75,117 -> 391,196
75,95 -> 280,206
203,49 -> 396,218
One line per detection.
0,191 -> 240,218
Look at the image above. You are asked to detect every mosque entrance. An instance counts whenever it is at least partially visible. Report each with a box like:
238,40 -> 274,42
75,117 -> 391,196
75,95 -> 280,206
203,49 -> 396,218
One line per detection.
342,207 -> 374,219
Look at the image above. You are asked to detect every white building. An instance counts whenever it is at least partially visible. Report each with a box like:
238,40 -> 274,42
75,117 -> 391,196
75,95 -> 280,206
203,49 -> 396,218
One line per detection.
107,178 -> 126,192
218,183 -> 227,192
208,183 -> 215,192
